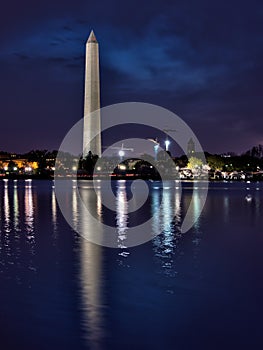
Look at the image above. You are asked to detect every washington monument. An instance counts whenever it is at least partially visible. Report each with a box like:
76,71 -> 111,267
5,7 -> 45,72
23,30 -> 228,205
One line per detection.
83,30 -> 102,157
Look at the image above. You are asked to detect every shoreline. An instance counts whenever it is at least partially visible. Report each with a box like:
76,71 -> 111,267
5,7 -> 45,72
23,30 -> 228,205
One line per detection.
1,174 -> 263,182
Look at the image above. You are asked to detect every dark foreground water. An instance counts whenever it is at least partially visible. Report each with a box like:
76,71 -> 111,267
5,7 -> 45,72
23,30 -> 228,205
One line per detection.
0,179 -> 263,350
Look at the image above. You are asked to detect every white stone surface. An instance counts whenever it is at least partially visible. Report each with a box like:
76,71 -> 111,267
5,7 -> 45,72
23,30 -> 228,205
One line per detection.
83,30 -> 101,157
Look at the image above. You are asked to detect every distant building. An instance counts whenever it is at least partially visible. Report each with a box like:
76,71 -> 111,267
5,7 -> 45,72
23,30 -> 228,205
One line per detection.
187,138 -> 195,157
0,158 -> 38,173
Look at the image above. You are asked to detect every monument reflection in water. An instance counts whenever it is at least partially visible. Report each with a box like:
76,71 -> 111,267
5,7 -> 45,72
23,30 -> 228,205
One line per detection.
72,183 -> 105,349
70,180 -> 185,348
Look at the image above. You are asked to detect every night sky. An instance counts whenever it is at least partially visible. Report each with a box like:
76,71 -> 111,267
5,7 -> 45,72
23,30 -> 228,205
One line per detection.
0,0 -> 263,154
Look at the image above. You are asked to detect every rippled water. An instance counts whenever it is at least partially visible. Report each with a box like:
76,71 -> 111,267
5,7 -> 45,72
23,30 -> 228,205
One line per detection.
0,179 -> 263,349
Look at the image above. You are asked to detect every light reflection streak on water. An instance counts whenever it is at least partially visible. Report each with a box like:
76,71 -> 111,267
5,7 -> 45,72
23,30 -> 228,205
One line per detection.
223,196 -> 229,223
175,191 -> 181,226
115,181 -> 131,262
163,189 -> 172,228
191,190 -> 204,267
1,181 -> 36,274
51,189 -> 57,233
96,187 -> 102,219
77,185 -> 105,349
24,184 -> 34,233
24,183 -> 35,259
80,241 -> 104,350
192,189 -> 202,231
4,185 -> 10,232
2,184 -> 11,262
152,185 -> 181,276
116,181 -> 128,249
151,188 -> 161,238
13,184 -> 20,233
72,186 -> 78,229
12,183 -> 22,271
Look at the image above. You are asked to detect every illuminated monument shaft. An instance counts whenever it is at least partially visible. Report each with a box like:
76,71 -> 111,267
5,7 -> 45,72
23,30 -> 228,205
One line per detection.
83,30 -> 101,157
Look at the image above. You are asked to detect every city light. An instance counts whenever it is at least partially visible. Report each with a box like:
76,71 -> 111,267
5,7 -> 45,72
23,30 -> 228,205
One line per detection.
119,150 -> 125,161
165,140 -> 170,151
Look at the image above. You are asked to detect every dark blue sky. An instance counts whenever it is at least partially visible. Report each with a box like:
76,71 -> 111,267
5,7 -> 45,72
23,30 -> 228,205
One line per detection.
0,0 -> 263,154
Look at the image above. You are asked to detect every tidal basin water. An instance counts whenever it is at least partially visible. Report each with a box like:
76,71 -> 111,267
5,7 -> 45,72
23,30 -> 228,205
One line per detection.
0,179 -> 263,349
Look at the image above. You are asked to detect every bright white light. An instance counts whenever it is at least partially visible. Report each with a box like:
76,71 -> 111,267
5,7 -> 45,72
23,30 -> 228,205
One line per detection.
96,166 -> 101,171
25,167 -> 32,172
4,166 -> 8,171
164,140 -> 170,151
13,167 -> 17,171
119,150 -> 125,157
119,164 -> 126,170
72,166 -> 77,171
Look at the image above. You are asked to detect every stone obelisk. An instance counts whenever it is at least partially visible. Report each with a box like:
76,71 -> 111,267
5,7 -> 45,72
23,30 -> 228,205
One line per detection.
83,30 -> 101,157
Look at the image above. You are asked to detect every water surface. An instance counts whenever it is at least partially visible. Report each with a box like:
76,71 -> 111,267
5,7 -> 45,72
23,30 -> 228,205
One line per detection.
0,179 -> 263,349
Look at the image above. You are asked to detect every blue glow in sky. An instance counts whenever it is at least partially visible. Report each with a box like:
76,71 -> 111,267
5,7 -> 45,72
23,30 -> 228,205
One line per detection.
0,0 -> 263,154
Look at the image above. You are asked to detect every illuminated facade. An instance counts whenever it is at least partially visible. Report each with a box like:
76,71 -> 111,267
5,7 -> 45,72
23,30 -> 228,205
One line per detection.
0,159 -> 38,172
187,138 -> 195,157
83,30 -> 102,157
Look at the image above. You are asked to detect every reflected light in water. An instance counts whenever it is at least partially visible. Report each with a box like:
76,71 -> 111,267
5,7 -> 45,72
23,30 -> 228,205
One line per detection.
80,241 -> 105,350
78,186 -> 105,349
24,185 -> 34,233
174,191 -> 181,225
116,181 -> 128,248
13,184 -> 20,232
24,183 -> 35,259
4,185 -> 10,232
51,189 -> 58,239
3,185 -> 11,261
151,188 -> 161,238
96,188 -> 102,219
223,196 -> 229,223
192,189 -> 202,231
72,187 -> 78,228
152,184 -> 182,276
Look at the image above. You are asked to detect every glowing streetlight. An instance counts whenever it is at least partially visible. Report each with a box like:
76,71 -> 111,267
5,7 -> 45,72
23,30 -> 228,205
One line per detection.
164,140 -> 170,151
119,150 -> 125,161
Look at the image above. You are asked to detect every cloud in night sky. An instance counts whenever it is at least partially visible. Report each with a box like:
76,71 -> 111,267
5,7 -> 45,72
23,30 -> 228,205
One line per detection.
0,0 -> 263,154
